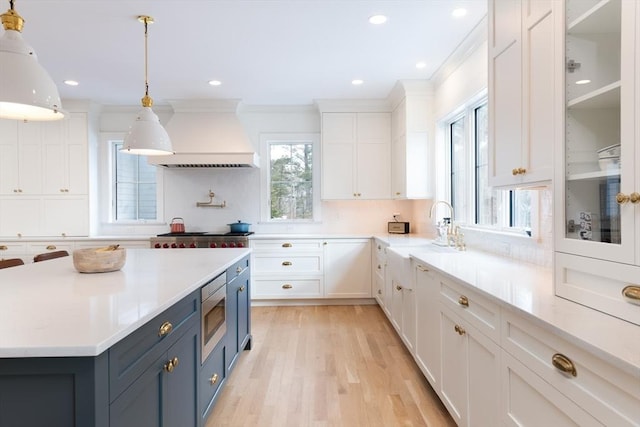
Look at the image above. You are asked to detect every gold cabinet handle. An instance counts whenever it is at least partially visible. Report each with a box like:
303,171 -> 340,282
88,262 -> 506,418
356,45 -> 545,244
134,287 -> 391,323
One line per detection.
158,321 -> 173,337
395,192 -> 401,196
630,192 -> 640,204
512,168 -> 519,176
454,324 -> 466,335
282,243 -> 292,248
458,295 -> 469,307
416,265 -> 429,272
552,353 -> 577,377
622,285 -> 640,304
377,264 -> 382,270
0,245 -> 7,251
617,193 -> 630,204
377,245 -> 381,250
377,289 -> 382,295
163,356 -> 179,373
236,266 -> 242,274
46,245 -> 57,250
210,373 -> 219,385
239,285 -> 246,292
282,284 -> 293,289
396,285 -> 403,291
282,261 -> 292,266
518,167 -> 527,174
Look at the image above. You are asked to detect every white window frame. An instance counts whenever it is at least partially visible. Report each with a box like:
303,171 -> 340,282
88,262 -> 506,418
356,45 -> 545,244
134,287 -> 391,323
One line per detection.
98,132 -> 166,229
259,133 -> 321,223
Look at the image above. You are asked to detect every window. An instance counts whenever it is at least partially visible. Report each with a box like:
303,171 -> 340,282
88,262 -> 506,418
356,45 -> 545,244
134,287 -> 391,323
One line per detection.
444,97 -> 532,234
261,133 -> 320,222
112,141 -> 158,221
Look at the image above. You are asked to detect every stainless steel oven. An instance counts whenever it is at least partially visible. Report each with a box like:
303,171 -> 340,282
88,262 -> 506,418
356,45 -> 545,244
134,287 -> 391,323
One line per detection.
201,272 -> 227,363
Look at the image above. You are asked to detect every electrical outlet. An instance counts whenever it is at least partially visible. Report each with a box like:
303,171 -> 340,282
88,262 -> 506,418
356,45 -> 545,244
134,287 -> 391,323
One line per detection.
567,219 -> 576,233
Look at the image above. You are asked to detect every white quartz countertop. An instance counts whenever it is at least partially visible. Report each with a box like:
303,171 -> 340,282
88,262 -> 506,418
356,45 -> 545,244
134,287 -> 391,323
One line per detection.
0,248 -> 250,358
409,249 -> 640,376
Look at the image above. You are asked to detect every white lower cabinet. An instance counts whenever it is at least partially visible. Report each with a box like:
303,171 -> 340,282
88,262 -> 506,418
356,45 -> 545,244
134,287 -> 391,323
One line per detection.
404,259 -> 640,427
439,304 -> 501,427
414,262 -> 440,388
250,238 -> 372,300
323,239 -> 371,298
372,239 -> 388,313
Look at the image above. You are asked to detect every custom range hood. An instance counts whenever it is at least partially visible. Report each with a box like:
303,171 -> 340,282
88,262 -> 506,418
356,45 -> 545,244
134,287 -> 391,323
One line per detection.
148,99 -> 259,168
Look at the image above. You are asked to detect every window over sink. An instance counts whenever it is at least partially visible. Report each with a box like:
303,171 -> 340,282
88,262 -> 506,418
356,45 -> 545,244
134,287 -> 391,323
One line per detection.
440,93 -> 534,235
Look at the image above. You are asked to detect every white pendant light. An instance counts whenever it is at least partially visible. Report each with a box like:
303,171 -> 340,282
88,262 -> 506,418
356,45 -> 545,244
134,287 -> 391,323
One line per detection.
121,15 -> 173,156
0,0 -> 64,121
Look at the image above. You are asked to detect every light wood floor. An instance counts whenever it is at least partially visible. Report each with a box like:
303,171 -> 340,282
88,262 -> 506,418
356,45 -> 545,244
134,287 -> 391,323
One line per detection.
207,305 -> 456,427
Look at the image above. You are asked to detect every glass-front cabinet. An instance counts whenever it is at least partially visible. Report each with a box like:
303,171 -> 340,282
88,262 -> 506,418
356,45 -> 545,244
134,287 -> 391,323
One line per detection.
555,0 -> 640,326
557,0 -> 636,264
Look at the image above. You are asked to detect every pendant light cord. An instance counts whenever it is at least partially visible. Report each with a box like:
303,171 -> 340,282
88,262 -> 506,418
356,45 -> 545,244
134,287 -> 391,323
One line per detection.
9,0 -> 13,10
144,17 -> 149,98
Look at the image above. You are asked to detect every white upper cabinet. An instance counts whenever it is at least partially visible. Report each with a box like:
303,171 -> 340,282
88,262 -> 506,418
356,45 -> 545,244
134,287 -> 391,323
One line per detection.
0,120 -> 43,195
390,81 -> 432,199
489,0 -> 556,187
321,112 -> 391,200
42,113 -> 89,195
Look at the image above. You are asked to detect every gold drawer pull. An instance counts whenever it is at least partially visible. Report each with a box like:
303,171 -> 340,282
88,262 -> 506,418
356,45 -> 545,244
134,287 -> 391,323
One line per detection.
163,356 -> 179,373
622,285 -> 640,304
46,245 -> 57,250
458,295 -> 469,307
552,353 -> 577,377
282,243 -> 292,248
377,264 -> 382,270
396,285 -> 403,291
416,265 -> 429,272
0,245 -> 7,251
210,373 -> 219,385
377,289 -> 382,295
158,321 -> 173,337
631,192 -> 640,204
239,285 -> 246,292
236,266 -> 243,274
282,284 -> 293,289
454,324 -> 466,336
512,168 -> 519,176
282,261 -> 292,266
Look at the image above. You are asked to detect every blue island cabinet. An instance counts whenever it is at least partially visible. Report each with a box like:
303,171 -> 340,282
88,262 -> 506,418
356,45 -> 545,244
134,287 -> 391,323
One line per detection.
0,256 -> 252,427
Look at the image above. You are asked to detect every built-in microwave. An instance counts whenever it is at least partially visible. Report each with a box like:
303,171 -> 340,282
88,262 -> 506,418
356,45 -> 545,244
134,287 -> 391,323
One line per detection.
201,272 -> 227,363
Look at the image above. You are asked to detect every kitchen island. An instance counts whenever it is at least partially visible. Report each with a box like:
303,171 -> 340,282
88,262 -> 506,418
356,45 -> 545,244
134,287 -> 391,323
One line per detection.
0,248 -> 251,427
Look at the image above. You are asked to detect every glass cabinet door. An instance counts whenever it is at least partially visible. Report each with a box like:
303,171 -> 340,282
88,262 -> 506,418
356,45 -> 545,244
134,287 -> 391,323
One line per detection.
562,0 -> 635,263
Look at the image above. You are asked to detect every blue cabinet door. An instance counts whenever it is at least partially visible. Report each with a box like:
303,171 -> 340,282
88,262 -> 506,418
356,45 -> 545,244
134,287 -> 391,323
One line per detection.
110,320 -> 199,427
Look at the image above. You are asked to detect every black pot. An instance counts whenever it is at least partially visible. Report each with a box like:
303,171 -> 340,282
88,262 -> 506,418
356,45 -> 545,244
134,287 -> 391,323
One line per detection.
228,220 -> 251,233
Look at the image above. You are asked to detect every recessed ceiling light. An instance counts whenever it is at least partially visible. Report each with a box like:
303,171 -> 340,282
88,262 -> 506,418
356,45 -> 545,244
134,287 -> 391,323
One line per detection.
208,80 -> 222,86
368,15 -> 387,25
576,79 -> 591,85
352,79 -> 364,85
64,80 -> 79,86
416,62 -> 427,69
452,8 -> 467,18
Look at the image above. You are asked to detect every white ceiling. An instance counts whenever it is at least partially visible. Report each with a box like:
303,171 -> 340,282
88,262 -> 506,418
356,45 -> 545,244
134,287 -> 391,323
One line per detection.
9,0 -> 487,107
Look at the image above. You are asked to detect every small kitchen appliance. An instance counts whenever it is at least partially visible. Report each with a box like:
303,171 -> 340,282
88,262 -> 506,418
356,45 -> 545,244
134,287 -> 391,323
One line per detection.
169,217 -> 185,233
388,221 -> 410,234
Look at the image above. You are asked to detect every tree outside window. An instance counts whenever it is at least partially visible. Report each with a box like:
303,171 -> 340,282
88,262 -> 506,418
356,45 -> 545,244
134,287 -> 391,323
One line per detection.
270,142 -> 313,220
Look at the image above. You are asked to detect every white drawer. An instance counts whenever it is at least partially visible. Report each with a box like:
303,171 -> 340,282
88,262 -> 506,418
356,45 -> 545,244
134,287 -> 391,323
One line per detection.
502,310 -> 640,426
252,278 -> 323,299
502,351 -> 603,427
0,241 -> 27,258
439,276 -> 500,342
253,255 -> 321,274
251,239 -> 323,252
555,252 -> 640,326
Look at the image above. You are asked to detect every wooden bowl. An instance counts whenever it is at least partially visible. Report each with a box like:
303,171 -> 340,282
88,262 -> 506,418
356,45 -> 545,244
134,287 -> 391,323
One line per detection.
73,247 -> 126,273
